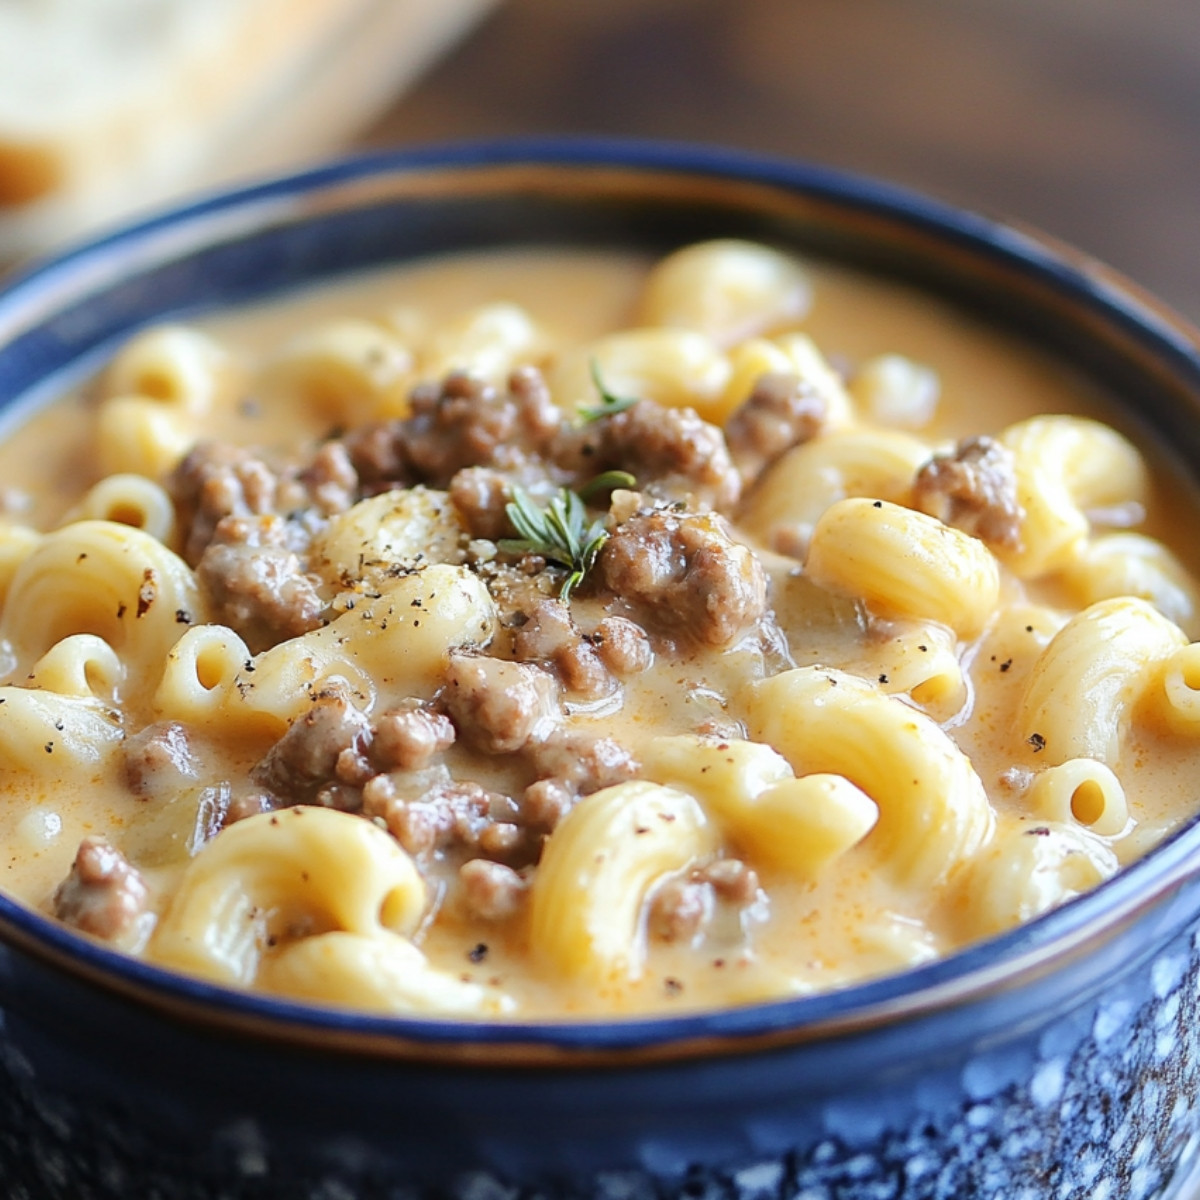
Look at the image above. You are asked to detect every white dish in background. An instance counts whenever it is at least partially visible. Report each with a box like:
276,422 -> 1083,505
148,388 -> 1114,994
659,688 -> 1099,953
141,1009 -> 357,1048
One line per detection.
0,0 -> 499,265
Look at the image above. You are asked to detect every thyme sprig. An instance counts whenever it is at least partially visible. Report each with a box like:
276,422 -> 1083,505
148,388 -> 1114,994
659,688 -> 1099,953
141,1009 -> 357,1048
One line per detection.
579,359 -> 639,422
577,469 -> 637,501
499,472 -> 635,600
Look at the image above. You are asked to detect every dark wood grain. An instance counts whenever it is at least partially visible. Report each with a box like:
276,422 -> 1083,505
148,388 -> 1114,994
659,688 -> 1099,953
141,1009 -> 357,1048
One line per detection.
365,0 -> 1200,322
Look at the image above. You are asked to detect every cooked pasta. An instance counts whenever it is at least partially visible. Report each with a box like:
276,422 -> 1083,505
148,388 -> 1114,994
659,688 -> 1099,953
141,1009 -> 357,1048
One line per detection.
0,239 -> 1196,1019
953,819 -> 1119,940
636,238 -> 812,347
804,497 -> 1001,638
151,806 -> 428,985
548,327 -> 731,423
528,780 -> 717,985
1000,415 -> 1148,579
263,318 -> 414,424
744,667 -> 992,888
739,427 -> 928,557
635,735 -> 878,876
62,474 -> 178,544
1017,596 -> 1186,766
849,352 -> 940,429
101,324 -> 229,416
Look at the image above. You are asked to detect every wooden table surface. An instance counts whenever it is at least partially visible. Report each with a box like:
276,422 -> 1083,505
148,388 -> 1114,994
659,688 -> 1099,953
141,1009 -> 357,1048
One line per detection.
365,0 -> 1200,323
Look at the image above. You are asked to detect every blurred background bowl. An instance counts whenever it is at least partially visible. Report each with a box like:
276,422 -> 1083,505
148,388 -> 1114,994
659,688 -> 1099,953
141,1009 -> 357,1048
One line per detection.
3,139 -> 1200,1199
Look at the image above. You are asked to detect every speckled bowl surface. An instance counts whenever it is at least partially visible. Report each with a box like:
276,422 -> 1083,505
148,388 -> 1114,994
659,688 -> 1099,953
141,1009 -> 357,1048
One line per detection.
2,139 -> 1200,1200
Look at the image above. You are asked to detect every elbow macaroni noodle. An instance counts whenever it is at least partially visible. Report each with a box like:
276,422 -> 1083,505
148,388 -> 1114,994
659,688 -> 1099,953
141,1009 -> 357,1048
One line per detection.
804,497 -> 1001,638
529,780 -> 717,986
740,427 -> 928,556
0,240 -> 1198,1019
636,237 -> 813,348
1000,415 -> 1148,578
1017,596 -> 1186,766
264,318 -> 415,424
954,819 -> 1119,940
0,520 -> 203,680
744,667 -> 993,888
153,564 -> 497,737
635,734 -> 878,877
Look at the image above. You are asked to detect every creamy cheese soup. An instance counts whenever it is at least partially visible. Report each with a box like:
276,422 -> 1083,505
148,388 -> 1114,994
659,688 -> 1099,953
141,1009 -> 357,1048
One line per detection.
1,240 -> 1198,1018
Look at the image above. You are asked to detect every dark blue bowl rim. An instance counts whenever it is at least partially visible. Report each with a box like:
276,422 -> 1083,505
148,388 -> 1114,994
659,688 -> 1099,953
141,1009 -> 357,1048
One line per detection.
2,134 -> 1200,1056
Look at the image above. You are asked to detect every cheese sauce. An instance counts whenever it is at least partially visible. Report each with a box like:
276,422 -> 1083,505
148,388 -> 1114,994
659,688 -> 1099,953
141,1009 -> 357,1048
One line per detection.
0,243 -> 1197,1019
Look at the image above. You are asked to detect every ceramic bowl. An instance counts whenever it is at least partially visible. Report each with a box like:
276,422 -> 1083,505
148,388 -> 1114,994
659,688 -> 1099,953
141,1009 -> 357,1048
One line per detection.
2,139 -> 1200,1200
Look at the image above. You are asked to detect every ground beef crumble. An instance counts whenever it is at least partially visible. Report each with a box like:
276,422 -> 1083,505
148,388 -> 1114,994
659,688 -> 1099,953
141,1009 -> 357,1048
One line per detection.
912,434 -> 1024,549
250,683 -> 372,804
554,398 -> 741,512
442,653 -> 561,755
371,701 -> 456,772
458,858 -> 528,922
123,721 -> 198,800
338,367 -> 566,497
373,778 -> 515,861
725,370 -> 826,482
647,858 -> 761,945
512,599 -> 616,699
525,729 -> 639,800
449,465 -> 516,540
197,514 -> 325,653
171,443 -> 294,566
142,363 -> 798,943
53,838 -> 150,942
598,506 -> 768,648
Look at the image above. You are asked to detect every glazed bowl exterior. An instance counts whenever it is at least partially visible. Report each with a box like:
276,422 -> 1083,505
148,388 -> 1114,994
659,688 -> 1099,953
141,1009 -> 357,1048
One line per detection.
1,139 -> 1200,1200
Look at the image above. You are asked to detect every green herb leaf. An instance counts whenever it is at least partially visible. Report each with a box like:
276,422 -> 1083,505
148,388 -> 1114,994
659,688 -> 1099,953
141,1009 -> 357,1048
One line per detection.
577,469 -> 636,502
499,480 -> 625,600
579,359 -> 639,422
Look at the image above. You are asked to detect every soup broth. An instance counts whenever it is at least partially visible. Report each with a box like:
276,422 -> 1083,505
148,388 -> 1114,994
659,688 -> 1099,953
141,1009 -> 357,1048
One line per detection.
0,241 -> 1197,1018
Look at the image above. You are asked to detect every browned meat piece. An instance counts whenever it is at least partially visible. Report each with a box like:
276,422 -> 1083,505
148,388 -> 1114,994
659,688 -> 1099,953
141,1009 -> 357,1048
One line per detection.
172,439 -> 366,565
403,368 -> 565,486
371,701 -> 456,771
170,442 -> 284,565
477,821 -> 523,859
700,857 -> 761,905
646,875 -> 713,944
508,364 -> 565,446
442,653 -> 561,755
378,778 -> 514,860
53,838 -> 149,942
519,777 -> 574,833
311,781 -> 368,813
647,858 -> 760,944
337,367 -> 565,500
524,730 -> 639,799
198,543 -> 323,652
913,435 -> 1024,549
458,858 -> 527,922
448,466 -> 513,540
250,685 -> 372,803
298,440 -> 359,515
338,420 -> 410,492
598,508 -> 767,647
725,371 -> 825,482
513,599 -> 614,700
221,786 -> 278,827
196,514 -> 324,653
359,773 -> 397,817
123,721 -> 198,799
474,560 -> 560,630
590,615 -> 653,677
555,399 -> 741,512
